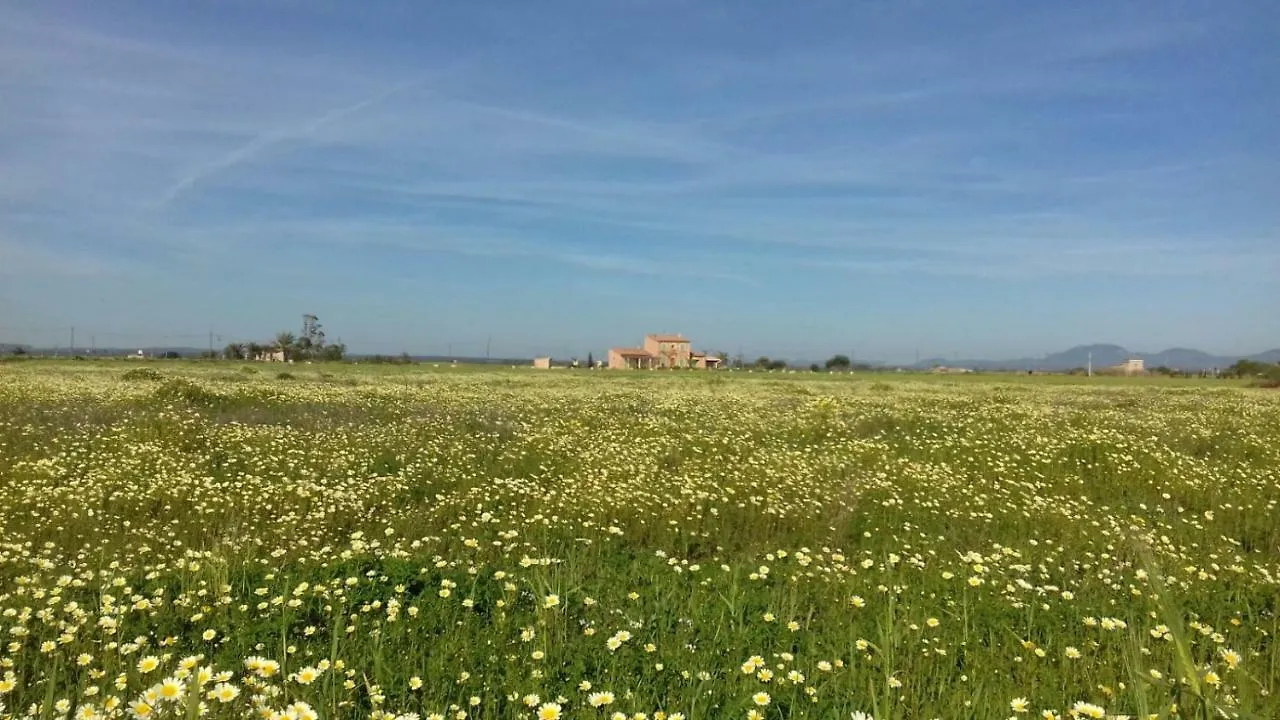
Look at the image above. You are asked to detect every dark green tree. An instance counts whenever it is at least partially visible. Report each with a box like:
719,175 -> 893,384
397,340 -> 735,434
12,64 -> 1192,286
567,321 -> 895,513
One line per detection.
825,354 -> 852,370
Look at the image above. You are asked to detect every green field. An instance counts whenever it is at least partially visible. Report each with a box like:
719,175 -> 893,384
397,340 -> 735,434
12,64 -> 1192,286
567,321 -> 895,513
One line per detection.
1,362 -> 1278,720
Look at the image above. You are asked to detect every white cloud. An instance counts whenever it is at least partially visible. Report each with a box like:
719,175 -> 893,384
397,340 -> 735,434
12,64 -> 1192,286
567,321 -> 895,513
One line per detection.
159,78 -> 428,205
0,0 -> 1269,289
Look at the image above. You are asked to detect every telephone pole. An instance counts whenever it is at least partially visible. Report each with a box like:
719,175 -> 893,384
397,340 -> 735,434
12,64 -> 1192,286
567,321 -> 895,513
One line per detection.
485,335 -> 492,361
70,327 -> 75,356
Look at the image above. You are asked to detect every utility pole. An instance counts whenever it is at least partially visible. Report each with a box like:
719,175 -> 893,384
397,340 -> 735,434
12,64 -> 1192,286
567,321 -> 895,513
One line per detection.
1088,351 -> 1093,377
91,336 -> 96,355
209,331 -> 214,357
485,335 -> 492,361
70,327 -> 75,356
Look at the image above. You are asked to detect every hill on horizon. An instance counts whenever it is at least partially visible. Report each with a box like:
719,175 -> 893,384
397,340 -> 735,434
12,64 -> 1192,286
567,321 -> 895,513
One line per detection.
914,344 -> 1280,371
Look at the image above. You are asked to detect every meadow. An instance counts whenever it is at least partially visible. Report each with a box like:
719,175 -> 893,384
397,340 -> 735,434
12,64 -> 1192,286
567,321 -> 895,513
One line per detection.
1,362 -> 1277,720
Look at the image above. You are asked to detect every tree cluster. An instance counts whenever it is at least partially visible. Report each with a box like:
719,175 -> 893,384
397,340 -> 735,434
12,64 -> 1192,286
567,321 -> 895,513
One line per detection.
1225,359 -> 1280,386
825,354 -> 851,370
1149,366 -> 1218,378
752,356 -> 789,371
222,315 -> 347,362
362,353 -> 415,365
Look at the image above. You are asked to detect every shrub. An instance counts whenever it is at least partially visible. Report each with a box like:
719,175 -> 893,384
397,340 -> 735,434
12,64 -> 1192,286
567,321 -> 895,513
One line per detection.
121,367 -> 164,382
152,378 -> 227,409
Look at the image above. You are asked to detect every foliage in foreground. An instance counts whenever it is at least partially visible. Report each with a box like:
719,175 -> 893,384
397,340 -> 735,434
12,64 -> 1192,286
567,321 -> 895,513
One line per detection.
0,365 -> 1278,720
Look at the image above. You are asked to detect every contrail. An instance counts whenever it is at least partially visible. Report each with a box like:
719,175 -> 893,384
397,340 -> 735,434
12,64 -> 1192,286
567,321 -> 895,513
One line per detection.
160,78 -> 422,205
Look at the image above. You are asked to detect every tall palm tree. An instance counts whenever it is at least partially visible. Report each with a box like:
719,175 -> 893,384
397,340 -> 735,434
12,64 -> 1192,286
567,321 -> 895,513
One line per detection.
274,332 -> 296,361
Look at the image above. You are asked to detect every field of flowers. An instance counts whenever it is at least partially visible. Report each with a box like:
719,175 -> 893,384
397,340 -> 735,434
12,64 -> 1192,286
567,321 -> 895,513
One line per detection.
1,362 -> 1278,720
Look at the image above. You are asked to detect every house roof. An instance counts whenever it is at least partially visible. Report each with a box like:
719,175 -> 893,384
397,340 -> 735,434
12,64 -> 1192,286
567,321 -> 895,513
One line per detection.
611,347 -> 655,357
646,334 -> 689,343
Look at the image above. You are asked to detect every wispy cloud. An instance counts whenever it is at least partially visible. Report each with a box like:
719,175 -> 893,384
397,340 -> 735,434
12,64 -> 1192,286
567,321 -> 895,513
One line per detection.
1,1 -> 1275,355
159,78 -> 427,206
806,244 -> 1280,280
167,215 -> 755,285
0,237 -> 128,278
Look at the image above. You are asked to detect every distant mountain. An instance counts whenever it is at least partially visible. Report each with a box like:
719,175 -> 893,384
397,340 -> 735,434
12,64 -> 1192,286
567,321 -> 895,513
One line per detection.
912,344 -> 1280,372
1251,349 -> 1280,364
1143,347 -> 1223,369
1044,344 -> 1128,369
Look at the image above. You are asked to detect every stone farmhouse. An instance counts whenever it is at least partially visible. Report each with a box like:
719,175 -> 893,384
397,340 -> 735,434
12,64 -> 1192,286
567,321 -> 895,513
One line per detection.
1107,358 -> 1146,375
607,334 -> 722,370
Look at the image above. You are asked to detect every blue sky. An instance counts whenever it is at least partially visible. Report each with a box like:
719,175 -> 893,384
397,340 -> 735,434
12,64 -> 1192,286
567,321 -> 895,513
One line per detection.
1,0 -> 1277,362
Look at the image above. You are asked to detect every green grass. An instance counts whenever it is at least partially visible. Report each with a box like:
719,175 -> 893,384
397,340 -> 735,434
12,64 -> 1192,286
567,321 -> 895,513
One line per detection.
0,361 -> 1277,720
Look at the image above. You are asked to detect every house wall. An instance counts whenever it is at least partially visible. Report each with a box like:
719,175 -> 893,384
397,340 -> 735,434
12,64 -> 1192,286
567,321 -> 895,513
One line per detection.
643,337 -> 692,368
609,336 -> 717,369
608,349 -> 655,370
533,357 -> 552,369
1106,359 -> 1146,375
